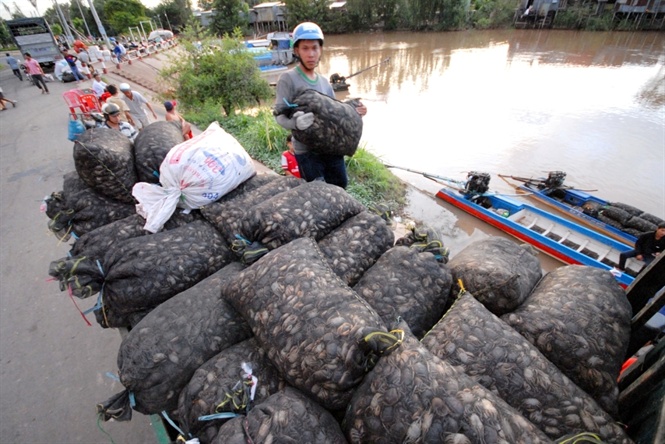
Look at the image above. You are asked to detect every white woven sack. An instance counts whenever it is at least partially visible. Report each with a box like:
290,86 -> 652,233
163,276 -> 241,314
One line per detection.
133,122 -> 255,233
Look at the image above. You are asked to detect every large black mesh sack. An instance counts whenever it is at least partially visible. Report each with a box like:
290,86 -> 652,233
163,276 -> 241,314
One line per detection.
178,338 -> 286,443
221,237 -> 391,411
70,211 -> 201,260
289,89 -> 363,157
501,265 -> 632,417
234,181 -> 366,257
342,321 -> 551,444
422,292 -> 632,442
200,175 -> 302,243
73,127 -> 137,203
212,387 -> 347,444
624,215 -> 656,234
97,263 -> 252,421
639,212 -> 664,226
50,220 -> 233,313
394,222 -> 451,263
44,171 -> 89,219
93,303 -> 151,329
608,202 -> 643,217
599,206 -> 632,226
133,120 -> 185,183
47,187 -> 136,241
448,237 -> 542,316
317,210 -> 395,287
353,246 -> 453,339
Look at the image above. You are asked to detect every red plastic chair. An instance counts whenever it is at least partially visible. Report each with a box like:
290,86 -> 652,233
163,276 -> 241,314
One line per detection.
62,89 -> 101,118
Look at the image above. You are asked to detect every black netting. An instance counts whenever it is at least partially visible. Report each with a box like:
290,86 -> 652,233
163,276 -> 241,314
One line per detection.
599,206 -> 632,226
133,121 -> 185,183
448,237 -> 542,315
354,246 -> 452,339
422,292 -> 631,442
73,127 -> 137,203
501,265 -> 632,416
318,211 -> 394,287
221,237 -> 387,411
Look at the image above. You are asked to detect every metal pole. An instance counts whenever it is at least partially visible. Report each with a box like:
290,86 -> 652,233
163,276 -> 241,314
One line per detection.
53,0 -> 74,45
164,12 -> 173,31
74,0 -> 93,39
85,0 -> 111,51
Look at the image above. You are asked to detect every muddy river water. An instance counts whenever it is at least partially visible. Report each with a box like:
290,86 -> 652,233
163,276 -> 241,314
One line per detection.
318,30 -> 664,264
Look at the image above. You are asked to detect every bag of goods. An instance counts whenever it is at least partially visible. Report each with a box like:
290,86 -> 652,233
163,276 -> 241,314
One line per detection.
212,387 -> 347,444
599,206 -> 632,226
97,263 -> 252,420
282,89 -> 363,157
231,181 -> 365,263
93,303 -> 151,329
502,265 -> 632,416
624,215 -> 656,234
394,222 -> 450,263
422,292 -> 632,442
609,202 -> 643,217
353,246 -> 452,338
178,338 -> 286,443
448,237 -> 542,315
43,171 -> 89,220
70,211 -> 201,261
132,120 -> 185,183
73,127 -> 137,203
639,212 -> 664,226
342,321 -> 551,444
317,211 -> 395,287
49,220 -> 234,320
132,122 -> 256,233
200,175 -> 302,244
222,237 -> 398,411
46,187 -> 135,241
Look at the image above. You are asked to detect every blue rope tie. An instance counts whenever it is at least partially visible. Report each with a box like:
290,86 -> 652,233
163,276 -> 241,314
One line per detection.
198,412 -> 239,422
162,410 -> 188,437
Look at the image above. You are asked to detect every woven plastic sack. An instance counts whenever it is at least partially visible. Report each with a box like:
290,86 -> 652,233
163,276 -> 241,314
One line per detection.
422,292 -> 632,442
502,265 -> 632,416
132,122 -> 256,233
221,237 -> 392,411
317,211 -> 395,287
448,237 -> 542,315
178,338 -> 286,442
290,89 -> 363,157
133,120 -> 185,183
98,263 -> 252,419
212,387 -> 347,444
343,321 -> 551,444
353,246 -> 452,338
73,127 -> 137,203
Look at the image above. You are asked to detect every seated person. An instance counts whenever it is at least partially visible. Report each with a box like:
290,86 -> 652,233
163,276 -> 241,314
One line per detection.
102,103 -> 138,142
619,222 -> 665,271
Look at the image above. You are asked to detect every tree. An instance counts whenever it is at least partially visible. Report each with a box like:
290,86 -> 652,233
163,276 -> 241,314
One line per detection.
161,29 -> 272,116
210,0 -> 249,36
154,0 -> 193,31
0,20 -> 12,47
104,0 -> 148,34
283,0 -> 329,29
197,0 -> 214,10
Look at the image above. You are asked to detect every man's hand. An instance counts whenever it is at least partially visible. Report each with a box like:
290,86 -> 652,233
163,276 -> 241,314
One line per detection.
293,111 -> 314,130
637,254 -> 644,260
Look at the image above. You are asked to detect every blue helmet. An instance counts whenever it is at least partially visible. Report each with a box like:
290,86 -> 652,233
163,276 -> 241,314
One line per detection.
292,22 -> 324,48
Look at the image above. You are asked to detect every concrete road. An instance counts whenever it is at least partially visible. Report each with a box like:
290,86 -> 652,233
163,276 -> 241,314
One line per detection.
0,64 -> 163,443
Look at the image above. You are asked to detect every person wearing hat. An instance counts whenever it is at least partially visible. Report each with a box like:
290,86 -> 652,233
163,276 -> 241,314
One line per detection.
102,102 -> 138,142
91,72 -> 107,99
164,100 -> 193,140
618,222 -> 665,271
274,22 -> 366,189
106,84 -> 135,125
119,82 -> 156,130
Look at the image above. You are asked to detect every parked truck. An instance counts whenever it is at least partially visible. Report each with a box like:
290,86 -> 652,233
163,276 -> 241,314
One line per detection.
6,17 -> 60,71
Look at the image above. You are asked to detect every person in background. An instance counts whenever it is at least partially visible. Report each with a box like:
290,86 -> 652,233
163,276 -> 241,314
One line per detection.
281,134 -> 301,178
619,222 -> 665,271
63,51 -> 85,83
78,61 -> 92,79
0,87 -> 17,110
164,100 -> 193,140
91,72 -> 108,99
119,82 -> 156,130
23,53 -> 49,94
106,84 -> 134,125
274,22 -> 366,189
5,53 -> 23,81
102,102 -> 138,142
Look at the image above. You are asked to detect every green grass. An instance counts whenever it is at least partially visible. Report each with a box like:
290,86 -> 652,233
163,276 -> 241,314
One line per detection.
183,104 -> 406,212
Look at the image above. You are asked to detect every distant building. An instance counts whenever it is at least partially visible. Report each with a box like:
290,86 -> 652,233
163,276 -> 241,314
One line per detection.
250,2 -> 288,35
193,9 -> 215,27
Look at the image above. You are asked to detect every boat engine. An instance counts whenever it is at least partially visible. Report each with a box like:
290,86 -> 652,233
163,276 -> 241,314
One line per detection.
544,171 -> 566,189
465,171 -> 491,195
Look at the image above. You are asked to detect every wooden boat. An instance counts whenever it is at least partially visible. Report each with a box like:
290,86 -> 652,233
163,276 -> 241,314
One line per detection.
499,171 -> 641,246
430,172 -> 641,287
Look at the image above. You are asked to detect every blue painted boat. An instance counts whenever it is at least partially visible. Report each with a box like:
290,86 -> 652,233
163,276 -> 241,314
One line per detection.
430,172 -> 641,288
499,172 -> 640,246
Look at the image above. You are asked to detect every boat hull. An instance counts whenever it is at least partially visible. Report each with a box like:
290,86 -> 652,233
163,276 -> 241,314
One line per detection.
435,188 -> 636,287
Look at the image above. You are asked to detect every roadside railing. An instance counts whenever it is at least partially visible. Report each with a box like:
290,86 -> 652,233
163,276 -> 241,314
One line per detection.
86,38 -> 178,74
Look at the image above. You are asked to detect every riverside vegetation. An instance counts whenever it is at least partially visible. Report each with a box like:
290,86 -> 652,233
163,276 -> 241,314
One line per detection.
161,28 -> 406,210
